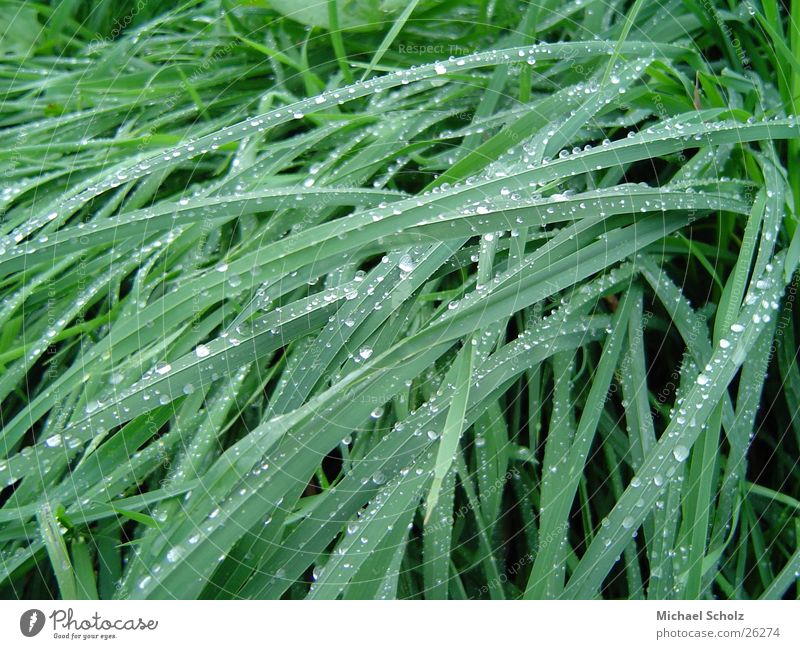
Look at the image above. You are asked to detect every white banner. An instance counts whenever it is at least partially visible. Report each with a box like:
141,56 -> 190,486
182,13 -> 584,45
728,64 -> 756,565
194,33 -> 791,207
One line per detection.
1,600 -> 797,648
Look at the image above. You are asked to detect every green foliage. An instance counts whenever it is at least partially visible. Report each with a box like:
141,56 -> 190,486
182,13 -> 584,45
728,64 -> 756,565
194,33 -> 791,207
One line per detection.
0,0 -> 798,600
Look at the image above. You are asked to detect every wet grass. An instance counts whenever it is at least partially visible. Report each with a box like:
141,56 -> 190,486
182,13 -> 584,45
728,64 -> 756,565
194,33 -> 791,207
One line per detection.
0,0 -> 799,599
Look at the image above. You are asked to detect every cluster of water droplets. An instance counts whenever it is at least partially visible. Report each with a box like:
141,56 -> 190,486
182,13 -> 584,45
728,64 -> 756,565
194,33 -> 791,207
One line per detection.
588,256 -> 786,570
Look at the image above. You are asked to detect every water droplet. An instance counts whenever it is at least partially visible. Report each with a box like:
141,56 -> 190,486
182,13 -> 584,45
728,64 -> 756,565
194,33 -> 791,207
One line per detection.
673,445 -> 689,462
44,435 -> 62,448
398,255 -> 415,273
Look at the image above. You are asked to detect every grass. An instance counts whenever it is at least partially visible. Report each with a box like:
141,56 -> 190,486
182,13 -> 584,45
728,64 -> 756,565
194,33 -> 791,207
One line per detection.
0,0 -> 798,600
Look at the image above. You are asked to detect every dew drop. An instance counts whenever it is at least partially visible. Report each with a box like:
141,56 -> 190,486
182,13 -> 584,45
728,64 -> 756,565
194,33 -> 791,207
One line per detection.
672,445 -> 690,462
398,255 -> 415,273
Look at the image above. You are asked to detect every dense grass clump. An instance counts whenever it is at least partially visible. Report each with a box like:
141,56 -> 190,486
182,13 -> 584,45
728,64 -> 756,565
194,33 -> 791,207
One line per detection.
0,0 -> 799,600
